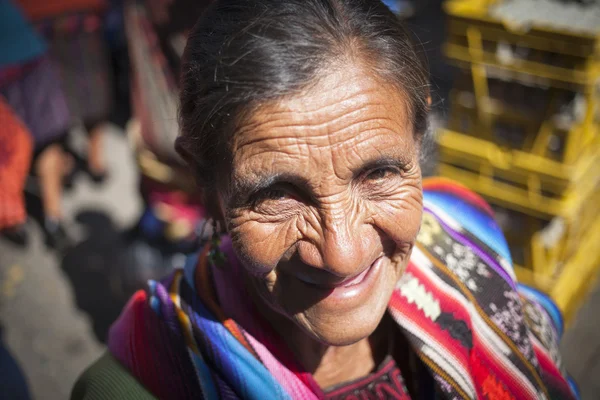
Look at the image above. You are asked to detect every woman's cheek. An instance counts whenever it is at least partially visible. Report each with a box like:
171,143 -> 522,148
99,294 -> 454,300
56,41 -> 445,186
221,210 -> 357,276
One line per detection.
228,215 -> 298,275
372,187 -> 423,245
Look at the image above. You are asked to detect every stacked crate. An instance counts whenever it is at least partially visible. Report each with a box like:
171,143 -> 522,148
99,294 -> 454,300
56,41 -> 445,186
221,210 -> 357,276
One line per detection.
438,0 -> 600,322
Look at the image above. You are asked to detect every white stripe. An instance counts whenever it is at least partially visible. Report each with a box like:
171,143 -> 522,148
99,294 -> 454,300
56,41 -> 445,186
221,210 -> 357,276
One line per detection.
390,308 -> 476,398
528,332 -> 562,370
421,345 -> 477,399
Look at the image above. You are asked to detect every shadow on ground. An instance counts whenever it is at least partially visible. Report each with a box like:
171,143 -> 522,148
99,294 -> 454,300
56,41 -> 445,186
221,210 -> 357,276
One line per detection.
59,210 -> 182,343
59,211 -> 130,343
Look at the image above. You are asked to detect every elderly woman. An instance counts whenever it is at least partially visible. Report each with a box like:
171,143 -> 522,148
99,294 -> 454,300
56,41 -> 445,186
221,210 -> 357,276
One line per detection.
73,0 -> 579,399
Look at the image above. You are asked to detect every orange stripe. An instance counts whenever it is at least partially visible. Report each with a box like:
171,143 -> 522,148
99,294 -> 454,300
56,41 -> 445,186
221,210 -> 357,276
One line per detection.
169,271 -> 200,354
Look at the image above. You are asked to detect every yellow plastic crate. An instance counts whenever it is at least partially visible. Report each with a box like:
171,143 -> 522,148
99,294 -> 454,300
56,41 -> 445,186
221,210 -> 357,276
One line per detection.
438,128 -> 600,219
441,0 -> 600,171
509,212 -> 600,323
445,66 -> 598,160
550,214 -> 600,323
444,0 -> 600,90
446,70 -> 598,160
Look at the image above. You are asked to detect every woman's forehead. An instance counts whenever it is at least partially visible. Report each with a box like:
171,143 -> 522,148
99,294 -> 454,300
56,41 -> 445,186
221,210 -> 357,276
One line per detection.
232,64 -> 414,159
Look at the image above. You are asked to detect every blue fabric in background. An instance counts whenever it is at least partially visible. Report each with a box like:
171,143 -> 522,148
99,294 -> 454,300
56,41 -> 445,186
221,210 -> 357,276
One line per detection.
0,339 -> 31,400
0,0 -> 47,67
382,0 -> 401,13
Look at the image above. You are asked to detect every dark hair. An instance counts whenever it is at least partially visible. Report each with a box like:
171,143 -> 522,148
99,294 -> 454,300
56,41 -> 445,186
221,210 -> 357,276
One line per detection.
177,0 -> 429,196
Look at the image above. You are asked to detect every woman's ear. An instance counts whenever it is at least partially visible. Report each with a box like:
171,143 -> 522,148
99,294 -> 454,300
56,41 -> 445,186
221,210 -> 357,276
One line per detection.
201,189 -> 225,226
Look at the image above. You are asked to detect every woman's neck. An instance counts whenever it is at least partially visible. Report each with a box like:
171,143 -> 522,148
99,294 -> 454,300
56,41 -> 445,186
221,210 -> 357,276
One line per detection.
281,312 -> 391,388
305,336 -> 379,388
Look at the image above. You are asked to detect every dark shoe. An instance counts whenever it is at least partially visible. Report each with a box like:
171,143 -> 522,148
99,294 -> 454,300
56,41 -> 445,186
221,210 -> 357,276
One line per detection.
88,169 -> 108,184
1,225 -> 29,247
43,218 -> 72,251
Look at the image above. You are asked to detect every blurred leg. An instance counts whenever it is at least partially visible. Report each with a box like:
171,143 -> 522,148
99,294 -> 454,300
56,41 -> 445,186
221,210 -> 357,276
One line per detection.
87,122 -> 107,177
35,142 -> 71,250
35,144 -> 64,221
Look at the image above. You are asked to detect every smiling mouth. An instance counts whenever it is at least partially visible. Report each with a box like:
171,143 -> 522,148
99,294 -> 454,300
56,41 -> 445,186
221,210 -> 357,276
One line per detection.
299,256 -> 383,290
336,265 -> 370,289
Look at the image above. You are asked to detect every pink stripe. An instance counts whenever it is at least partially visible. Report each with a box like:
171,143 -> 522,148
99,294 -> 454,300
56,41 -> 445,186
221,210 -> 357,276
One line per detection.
246,334 -> 319,400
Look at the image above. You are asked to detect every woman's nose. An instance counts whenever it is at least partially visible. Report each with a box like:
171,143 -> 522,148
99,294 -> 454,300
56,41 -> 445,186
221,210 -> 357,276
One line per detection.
298,213 -> 375,278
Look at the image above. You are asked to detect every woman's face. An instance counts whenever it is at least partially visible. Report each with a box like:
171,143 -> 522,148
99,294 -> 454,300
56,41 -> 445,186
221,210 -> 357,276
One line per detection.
219,63 -> 423,346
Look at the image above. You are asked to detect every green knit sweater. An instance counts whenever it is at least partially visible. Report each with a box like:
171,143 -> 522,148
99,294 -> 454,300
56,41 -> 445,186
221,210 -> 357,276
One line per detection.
71,353 -> 156,400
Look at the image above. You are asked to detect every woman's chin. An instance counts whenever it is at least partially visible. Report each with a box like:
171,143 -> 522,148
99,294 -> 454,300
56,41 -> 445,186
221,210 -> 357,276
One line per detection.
295,296 -> 391,347
312,324 -> 378,347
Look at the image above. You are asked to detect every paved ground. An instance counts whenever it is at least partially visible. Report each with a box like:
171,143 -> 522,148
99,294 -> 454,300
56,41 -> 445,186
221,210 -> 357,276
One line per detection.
0,127 -> 142,400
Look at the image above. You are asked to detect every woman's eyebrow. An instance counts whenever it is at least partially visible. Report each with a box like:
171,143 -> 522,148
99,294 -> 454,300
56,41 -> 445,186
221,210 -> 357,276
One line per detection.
230,173 -> 312,205
352,156 -> 411,177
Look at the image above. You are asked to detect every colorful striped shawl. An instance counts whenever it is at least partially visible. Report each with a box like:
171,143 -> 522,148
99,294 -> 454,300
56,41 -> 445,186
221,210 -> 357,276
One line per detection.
108,178 -> 579,399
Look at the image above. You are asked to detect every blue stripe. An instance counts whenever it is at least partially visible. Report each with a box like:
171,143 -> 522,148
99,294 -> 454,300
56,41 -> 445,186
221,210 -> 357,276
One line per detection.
184,252 -> 200,292
424,191 -> 512,263
189,350 -> 219,400
568,376 -> 582,400
187,296 -> 291,400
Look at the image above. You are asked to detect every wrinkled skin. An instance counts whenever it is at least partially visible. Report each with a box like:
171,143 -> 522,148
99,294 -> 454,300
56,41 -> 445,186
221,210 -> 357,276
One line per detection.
215,62 -> 423,385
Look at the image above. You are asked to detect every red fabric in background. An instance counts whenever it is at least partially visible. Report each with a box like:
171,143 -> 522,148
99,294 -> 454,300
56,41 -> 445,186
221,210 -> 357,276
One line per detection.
0,96 -> 33,230
15,0 -> 106,21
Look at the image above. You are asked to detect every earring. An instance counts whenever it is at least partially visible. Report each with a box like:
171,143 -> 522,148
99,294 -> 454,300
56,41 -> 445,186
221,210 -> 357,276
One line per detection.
207,219 -> 227,268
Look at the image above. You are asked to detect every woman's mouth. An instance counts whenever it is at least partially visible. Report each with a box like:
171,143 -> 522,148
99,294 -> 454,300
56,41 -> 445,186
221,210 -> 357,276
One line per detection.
294,256 -> 385,306
339,263 -> 373,287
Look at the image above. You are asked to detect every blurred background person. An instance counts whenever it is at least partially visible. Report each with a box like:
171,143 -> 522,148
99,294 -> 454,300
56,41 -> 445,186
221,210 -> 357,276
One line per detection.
0,0 -> 72,249
17,0 -> 114,183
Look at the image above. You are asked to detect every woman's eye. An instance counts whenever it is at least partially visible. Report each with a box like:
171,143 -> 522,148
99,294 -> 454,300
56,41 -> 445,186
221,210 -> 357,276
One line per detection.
251,186 -> 297,205
262,188 -> 290,200
365,167 -> 398,181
